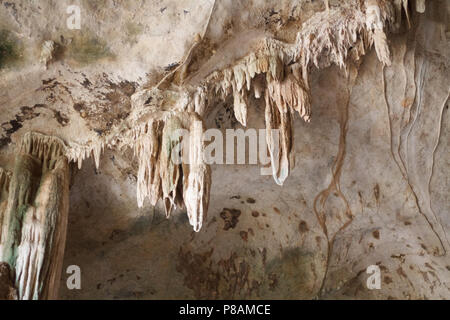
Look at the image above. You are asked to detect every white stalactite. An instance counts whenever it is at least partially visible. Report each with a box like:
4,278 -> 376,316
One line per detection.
183,116 -> 211,232
135,121 -> 162,207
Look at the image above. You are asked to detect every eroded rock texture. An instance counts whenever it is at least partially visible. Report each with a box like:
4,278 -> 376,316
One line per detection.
0,262 -> 17,300
0,0 -> 448,300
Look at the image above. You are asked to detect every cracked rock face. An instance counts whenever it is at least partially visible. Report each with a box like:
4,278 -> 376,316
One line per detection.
0,0 -> 449,300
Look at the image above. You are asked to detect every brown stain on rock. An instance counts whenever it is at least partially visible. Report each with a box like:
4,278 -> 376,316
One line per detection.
176,246 -> 319,299
176,248 -> 259,299
220,208 -> 241,230
264,248 -> 317,299
374,184 -> 380,202
70,79 -> 136,135
401,98 -> 414,108
299,220 -> 309,233
0,106 -> 41,148
396,267 -> 407,279
268,273 -> 278,291
372,230 -> 380,240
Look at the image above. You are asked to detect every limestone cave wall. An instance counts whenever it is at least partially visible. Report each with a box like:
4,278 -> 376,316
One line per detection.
0,0 -> 448,300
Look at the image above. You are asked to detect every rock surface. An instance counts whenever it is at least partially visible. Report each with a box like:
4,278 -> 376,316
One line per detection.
0,0 -> 448,299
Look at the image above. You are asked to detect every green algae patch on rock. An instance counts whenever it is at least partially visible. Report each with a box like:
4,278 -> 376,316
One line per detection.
125,22 -> 144,45
0,30 -> 22,69
66,33 -> 114,65
263,248 -> 322,299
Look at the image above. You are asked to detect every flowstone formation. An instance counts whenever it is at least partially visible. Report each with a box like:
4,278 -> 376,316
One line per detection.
0,0 -> 448,300
0,133 -> 70,300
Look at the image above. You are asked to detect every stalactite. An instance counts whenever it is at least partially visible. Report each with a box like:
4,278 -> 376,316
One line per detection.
160,116 -> 183,217
366,1 -> 392,66
265,86 -> 293,186
66,141 -> 105,170
267,72 -> 311,123
135,121 -> 162,207
0,132 -> 70,300
232,89 -> 249,127
182,116 -> 211,232
128,105 -> 212,231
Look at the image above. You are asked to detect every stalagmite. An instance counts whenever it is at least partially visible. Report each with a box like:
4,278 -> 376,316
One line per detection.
0,132 -> 70,300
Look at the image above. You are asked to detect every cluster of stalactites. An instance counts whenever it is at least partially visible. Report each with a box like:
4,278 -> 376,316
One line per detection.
64,110 -> 212,232
295,3 -> 396,70
60,0 -> 422,231
133,113 -> 211,232
188,37 -> 305,120
187,49 -> 312,185
187,2 -> 399,121
19,132 -> 67,172
184,3 -> 403,186
264,70 -> 311,186
66,140 -> 104,170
